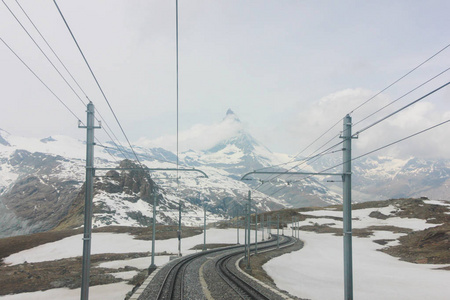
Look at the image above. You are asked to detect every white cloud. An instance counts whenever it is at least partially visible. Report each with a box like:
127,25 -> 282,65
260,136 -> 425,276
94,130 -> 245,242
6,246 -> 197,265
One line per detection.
136,114 -> 243,152
287,88 -> 450,159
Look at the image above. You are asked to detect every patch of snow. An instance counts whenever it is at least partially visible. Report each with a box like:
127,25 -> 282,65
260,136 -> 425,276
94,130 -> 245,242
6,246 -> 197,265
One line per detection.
97,256 -> 170,269
264,231 -> 450,300
110,270 -> 138,280
423,199 -> 450,207
4,229 -> 261,265
0,282 -> 131,300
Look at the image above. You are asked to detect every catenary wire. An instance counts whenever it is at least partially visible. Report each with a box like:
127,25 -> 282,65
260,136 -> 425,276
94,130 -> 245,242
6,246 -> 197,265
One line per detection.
13,0 -> 130,159
53,0 -> 144,168
1,35 -> 122,163
354,81 -> 450,136
176,0 -> 180,185
354,67 -> 450,128
1,37 -> 81,122
265,79 -> 450,196
348,42 -> 450,115
255,43 -> 450,176
270,118 -> 450,197
2,0 -> 88,107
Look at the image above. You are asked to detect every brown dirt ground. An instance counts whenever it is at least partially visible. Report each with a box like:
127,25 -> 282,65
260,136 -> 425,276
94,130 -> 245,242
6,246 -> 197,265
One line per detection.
0,225 -> 202,295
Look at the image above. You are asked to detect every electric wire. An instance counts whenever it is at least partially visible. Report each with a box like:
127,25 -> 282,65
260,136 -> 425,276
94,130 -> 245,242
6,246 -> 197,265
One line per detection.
253,141 -> 343,190
13,0 -> 130,160
348,42 -> 450,115
254,134 -> 343,189
354,67 -> 450,128
1,36 -> 121,163
315,118 -> 450,178
254,43 -> 450,177
176,0 -> 180,186
53,0 -> 144,168
2,0 -> 88,107
263,77 -> 450,196
354,81 -> 450,136
1,37 -> 81,122
269,117 -> 450,197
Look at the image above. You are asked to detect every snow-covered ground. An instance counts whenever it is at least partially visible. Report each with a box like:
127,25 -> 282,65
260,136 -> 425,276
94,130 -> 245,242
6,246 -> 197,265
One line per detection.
1,228 -> 261,299
265,204 -> 450,300
2,201 -> 450,299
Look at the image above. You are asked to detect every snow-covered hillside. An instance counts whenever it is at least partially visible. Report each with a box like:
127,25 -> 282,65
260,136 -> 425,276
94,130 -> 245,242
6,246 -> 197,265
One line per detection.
1,109 -> 449,237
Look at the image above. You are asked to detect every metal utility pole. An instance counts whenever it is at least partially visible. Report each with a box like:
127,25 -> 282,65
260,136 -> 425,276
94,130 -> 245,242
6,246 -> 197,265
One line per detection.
292,216 -> 294,237
277,214 -> 280,249
236,209 -> 240,244
281,216 -> 284,236
261,214 -> 264,241
178,201 -> 182,257
244,206 -> 248,260
254,207 -> 258,255
246,191 -> 251,271
149,188 -> 157,272
203,197 -> 206,251
342,114 -> 354,300
79,102 -> 100,300
268,216 -> 271,237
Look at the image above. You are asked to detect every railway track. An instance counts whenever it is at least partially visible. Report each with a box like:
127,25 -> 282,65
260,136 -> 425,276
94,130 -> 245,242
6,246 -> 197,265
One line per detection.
152,235 -> 295,300
154,243 -> 244,300
215,235 -> 294,300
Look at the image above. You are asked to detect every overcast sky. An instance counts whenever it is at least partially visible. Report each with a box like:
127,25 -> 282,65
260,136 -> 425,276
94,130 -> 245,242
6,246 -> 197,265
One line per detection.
1,0 -> 449,160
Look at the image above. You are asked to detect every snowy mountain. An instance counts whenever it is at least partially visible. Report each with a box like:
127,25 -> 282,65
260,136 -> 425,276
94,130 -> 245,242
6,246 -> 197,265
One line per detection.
310,155 -> 450,201
0,121 -> 290,237
1,110 -> 449,238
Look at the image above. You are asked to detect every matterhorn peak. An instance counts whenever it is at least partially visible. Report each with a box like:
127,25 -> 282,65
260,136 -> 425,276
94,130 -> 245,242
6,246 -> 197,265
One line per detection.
224,109 -> 241,122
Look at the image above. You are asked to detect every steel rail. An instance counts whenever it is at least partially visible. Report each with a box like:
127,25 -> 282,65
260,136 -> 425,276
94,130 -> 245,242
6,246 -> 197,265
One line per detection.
215,235 -> 294,299
155,237 -> 279,299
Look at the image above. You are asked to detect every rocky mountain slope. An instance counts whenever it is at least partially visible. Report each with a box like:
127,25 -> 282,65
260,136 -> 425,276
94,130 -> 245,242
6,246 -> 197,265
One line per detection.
1,110 -> 449,237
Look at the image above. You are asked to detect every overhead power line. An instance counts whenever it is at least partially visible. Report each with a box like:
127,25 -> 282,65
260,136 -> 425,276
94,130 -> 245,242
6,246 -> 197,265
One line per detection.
11,0 -> 130,160
53,0 -> 144,167
348,42 -> 450,115
2,0 -> 88,108
1,37 -> 81,122
176,0 -> 180,185
269,118 -> 450,197
354,81 -> 450,136
354,67 -> 450,128
1,36 -> 122,163
258,42 -> 450,177
352,119 -> 450,161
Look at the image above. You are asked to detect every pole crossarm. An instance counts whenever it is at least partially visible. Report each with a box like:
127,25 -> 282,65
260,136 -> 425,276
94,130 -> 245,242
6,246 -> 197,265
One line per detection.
241,170 -> 342,180
94,167 -> 208,178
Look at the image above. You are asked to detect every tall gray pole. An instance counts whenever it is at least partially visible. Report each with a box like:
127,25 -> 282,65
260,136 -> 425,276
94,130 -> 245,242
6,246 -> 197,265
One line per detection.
178,201 -> 182,257
203,197 -> 206,251
79,102 -> 99,300
277,213 -> 279,249
292,216 -> 294,237
149,188 -> 157,271
246,191 -> 251,270
254,207 -> 258,254
244,206 -> 248,260
261,214 -> 264,241
237,209 -> 240,244
342,114 -> 353,300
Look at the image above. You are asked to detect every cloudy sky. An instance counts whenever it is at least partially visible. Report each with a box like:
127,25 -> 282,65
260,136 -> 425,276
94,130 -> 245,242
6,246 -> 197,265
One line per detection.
1,0 -> 449,160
